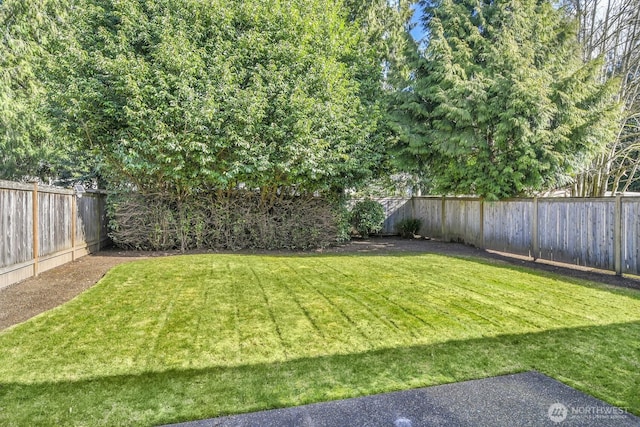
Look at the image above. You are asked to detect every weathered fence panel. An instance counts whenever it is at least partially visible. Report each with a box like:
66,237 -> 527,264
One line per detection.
76,193 -> 108,256
38,190 -> 73,258
443,199 -> 482,247
483,200 -> 533,256
0,182 -> 34,287
410,195 -> 640,276
537,199 -> 615,271
413,198 -> 443,238
0,180 -> 108,289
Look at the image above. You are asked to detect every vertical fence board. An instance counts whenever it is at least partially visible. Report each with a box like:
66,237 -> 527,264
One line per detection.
0,186 -> 33,269
412,198 -> 443,238
38,192 -> 73,258
75,193 -> 108,256
622,200 -> 640,274
537,199 -> 615,271
442,199 -> 482,246
406,196 -> 639,275
483,200 -> 533,256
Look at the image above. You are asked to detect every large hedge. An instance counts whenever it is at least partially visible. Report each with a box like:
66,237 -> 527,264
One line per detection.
108,191 -> 347,251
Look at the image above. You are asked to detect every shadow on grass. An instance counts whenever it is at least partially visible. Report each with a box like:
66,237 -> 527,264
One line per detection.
2,321 -> 639,427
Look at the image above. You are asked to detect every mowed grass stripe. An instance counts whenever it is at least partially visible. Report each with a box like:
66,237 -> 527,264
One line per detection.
436,257 -> 638,317
226,260 -> 288,363
268,262 -> 354,346
319,256 -> 556,343
440,266 -> 625,322
279,259 -> 383,348
310,258 -> 439,336
373,255 -> 637,328
129,260 -> 240,369
185,262 -> 241,367
315,257 -> 517,337
380,262 -> 569,330
318,254 -> 640,340
284,259 -> 418,342
247,261 -> 326,357
248,259 -> 368,355
412,258 -> 629,325
250,261 -> 327,340
363,257 -> 566,328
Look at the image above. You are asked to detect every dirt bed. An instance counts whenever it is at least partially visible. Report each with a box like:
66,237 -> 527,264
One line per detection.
1,237 -> 638,331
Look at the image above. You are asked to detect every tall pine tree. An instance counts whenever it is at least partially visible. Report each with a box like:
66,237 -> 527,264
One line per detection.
393,0 -> 619,199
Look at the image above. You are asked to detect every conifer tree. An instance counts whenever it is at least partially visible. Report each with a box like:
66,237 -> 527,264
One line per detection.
393,0 -> 619,199
0,1 -> 66,181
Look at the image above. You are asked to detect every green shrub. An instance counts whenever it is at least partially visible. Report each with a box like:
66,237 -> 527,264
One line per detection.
350,199 -> 385,237
334,203 -> 352,243
396,218 -> 422,238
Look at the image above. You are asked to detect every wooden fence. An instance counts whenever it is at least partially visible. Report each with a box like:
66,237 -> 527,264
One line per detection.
370,197 -> 412,234
404,196 -> 640,276
0,180 -> 108,289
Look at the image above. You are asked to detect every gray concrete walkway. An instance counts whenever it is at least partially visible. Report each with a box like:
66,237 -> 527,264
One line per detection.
162,371 -> 639,427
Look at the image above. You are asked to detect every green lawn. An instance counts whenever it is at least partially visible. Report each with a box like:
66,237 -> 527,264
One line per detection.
1,253 -> 639,426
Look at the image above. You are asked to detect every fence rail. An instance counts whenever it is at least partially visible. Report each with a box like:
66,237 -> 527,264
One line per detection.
0,180 -> 108,289
406,196 -> 640,276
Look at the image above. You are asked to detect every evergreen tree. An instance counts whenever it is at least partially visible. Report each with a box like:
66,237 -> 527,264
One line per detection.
347,0 -> 424,194
51,0 -> 390,196
0,0 -> 100,184
0,0 -> 61,181
393,0 -> 619,199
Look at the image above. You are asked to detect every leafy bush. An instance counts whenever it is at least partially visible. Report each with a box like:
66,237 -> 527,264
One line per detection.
334,203 -> 352,243
396,218 -> 422,238
350,199 -> 385,237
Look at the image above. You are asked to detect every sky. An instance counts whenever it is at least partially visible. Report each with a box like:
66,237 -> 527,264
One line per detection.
409,2 -> 427,43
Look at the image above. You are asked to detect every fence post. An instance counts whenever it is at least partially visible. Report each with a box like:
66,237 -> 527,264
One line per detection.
441,196 -> 446,241
614,195 -> 622,276
71,194 -> 77,261
98,194 -> 104,250
532,197 -> 539,260
32,182 -> 39,276
479,199 -> 484,248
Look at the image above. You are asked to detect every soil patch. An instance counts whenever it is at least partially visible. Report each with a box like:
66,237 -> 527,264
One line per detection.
2,237 -> 638,331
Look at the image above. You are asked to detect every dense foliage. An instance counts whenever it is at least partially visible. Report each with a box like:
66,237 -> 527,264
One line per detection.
53,0 -> 388,197
393,0 -> 620,199
396,217 -> 422,237
349,198 -> 385,237
2,0 -> 631,251
563,0 -> 640,196
108,190 -> 344,251
0,0 -> 411,249
0,0 -> 94,183
31,0 -> 408,249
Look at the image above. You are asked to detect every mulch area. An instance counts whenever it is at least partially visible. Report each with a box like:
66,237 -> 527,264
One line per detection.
2,237 -> 639,331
